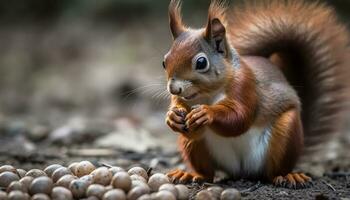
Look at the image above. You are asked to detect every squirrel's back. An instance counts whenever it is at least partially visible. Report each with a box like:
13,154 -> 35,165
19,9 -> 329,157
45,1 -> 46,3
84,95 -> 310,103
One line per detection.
226,0 -> 350,150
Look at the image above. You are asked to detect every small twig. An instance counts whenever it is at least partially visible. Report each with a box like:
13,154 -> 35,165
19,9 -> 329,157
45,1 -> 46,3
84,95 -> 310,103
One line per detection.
240,181 -> 262,196
100,163 -> 113,168
321,180 -> 336,192
147,167 -> 153,177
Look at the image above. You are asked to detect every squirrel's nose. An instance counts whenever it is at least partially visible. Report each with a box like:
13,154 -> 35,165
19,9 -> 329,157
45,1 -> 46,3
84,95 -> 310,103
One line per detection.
170,87 -> 182,95
168,79 -> 183,95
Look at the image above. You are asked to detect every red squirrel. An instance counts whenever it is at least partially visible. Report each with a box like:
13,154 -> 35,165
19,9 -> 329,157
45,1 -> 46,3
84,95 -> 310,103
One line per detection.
163,0 -> 349,188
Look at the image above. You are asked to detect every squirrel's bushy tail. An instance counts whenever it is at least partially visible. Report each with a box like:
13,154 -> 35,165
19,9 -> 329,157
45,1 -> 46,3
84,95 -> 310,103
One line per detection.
228,1 -> 350,150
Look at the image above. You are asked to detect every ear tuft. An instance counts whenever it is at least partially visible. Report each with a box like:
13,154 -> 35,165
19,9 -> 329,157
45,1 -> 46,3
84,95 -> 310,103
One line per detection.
169,0 -> 185,39
205,0 -> 230,57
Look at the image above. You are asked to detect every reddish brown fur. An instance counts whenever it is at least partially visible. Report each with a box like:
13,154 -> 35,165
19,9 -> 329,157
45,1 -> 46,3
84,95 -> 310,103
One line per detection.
165,0 -> 349,184
228,0 -> 350,149
177,136 -> 215,181
265,108 -> 303,180
208,61 -> 258,136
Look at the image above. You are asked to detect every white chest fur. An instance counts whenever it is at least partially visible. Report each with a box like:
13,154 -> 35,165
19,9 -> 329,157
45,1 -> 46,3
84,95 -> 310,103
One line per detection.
204,125 -> 271,177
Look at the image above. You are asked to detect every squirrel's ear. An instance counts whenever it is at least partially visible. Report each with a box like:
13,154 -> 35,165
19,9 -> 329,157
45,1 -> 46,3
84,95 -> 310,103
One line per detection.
205,18 -> 230,57
169,0 -> 185,39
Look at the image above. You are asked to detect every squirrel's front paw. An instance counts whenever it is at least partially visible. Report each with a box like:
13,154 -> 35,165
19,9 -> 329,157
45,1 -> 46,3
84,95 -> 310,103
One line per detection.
166,107 -> 188,133
185,105 -> 214,131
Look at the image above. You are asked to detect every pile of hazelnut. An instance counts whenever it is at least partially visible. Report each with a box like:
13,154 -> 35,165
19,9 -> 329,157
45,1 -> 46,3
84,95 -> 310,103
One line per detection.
0,161 -> 189,200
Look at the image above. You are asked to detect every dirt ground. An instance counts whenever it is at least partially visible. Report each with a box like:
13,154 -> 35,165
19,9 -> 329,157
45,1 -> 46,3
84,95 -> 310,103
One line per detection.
0,123 -> 349,200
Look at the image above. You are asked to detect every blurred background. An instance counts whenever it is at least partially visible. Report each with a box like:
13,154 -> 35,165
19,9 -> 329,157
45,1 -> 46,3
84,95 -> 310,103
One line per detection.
0,0 -> 349,173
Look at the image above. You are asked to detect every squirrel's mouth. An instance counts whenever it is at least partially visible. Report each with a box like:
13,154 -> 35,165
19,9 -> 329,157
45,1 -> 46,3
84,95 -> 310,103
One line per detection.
182,93 -> 198,101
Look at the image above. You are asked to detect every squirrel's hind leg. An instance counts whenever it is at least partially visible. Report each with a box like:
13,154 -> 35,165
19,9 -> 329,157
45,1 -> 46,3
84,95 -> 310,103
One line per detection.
265,108 -> 312,188
167,136 -> 214,184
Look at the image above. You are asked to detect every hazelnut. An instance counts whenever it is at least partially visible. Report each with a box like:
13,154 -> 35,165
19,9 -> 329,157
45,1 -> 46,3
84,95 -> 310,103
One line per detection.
130,174 -> 147,183
175,184 -> 189,200
0,191 -> 7,199
8,191 -> 28,200
91,167 -> 112,186
221,188 -> 241,200
75,161 -> 96,177
147,173 -> 170,192
128,167 -> 148,181
156,190 -> 176,200
108,167 -> 125,176
159,183 -> 178,198
67,162 -> 79,175
207,186 -> 223,199
7,181 -> 26,193
29,176 -> 53,195
195,190 -> 214,200
80,175 -> 93,185
31,193 -> 50,200
52,167 -> 71,183
127,186 -> 150,200
69,179 -> 89,199
16,169 -> 26,178
19,176 -> 34,191
86,184 -> 106,199
55,174 -> 77,188
0,172 -> 20,188
137,194 -> 152,200
0,165 -> 17,174
103,189 -> 126,200
51,186 -> 73,200
111,172 -> 132,192
131,180 -> 149,189
44,164 -> 62,177
25,169 -> 47,178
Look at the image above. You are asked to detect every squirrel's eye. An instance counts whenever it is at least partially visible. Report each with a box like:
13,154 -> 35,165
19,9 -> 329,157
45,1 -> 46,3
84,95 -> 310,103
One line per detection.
195,57 -> 209,72
162,61 -> 166,69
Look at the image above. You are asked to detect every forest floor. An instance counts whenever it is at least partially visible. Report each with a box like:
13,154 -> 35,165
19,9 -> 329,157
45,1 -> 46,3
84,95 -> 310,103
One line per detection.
0,118 -> 349,200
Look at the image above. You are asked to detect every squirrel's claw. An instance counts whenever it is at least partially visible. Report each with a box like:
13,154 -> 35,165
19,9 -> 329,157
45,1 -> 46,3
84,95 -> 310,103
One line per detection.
273,173 -> 312,189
